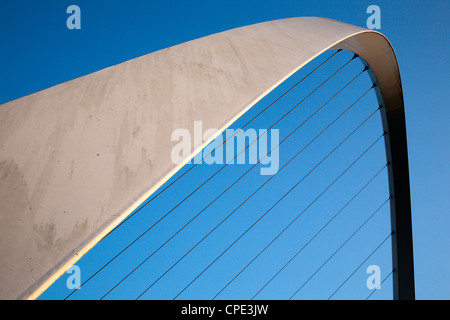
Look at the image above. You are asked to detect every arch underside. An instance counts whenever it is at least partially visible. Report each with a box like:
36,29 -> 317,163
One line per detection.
0,17 -> 413,300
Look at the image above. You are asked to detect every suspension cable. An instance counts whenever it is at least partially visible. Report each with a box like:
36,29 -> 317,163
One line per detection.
328,232 -> 393,300
366,269 -> 394,300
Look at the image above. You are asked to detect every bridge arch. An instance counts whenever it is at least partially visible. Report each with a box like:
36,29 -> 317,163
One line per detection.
0,17 -> 414,300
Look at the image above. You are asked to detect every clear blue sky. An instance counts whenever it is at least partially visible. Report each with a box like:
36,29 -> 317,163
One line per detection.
0,0 -> 448,300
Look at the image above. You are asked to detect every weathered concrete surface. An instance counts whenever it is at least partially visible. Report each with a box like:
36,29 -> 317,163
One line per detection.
0,17 -> 403,299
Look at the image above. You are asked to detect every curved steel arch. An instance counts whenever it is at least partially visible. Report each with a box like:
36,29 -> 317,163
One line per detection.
0,17 -> 414,300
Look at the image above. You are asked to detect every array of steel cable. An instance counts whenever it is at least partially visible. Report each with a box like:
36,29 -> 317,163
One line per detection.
63,49 -> 393,300
107,59 -> 372,300
287,199 -> 391,300
169,108 -> 384,300
216,167 -> 390,300
65,50 -> 344,300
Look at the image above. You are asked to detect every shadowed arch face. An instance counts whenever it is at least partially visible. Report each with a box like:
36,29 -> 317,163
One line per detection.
0,17 -> 413,300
